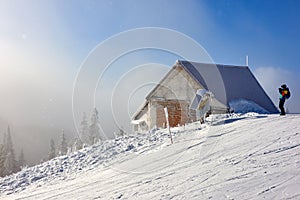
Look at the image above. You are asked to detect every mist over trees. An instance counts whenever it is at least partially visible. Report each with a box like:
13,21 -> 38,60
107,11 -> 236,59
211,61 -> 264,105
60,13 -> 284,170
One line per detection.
79,112 -> 89,145
0,126 -> 26,177
48,139 -> 56,160
43,108 -> 103,160
0,144 -> 5,176
88,108 -> 102,145
59,130 -> 68,156
18,149 -> 25,170
78,108 -> 102,146
72,136 -> 83,152
1,107 -> 106,177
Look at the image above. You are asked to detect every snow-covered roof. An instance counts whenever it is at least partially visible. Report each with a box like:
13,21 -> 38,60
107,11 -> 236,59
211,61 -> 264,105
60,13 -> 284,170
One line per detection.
178,60 -> 278,113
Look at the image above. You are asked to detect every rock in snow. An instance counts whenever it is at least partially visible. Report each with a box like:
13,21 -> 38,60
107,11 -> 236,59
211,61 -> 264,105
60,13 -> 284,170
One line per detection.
1,113 -> 300,200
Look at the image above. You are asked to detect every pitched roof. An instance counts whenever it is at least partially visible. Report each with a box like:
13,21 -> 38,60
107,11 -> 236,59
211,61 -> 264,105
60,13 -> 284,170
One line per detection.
178,60 -> 278,113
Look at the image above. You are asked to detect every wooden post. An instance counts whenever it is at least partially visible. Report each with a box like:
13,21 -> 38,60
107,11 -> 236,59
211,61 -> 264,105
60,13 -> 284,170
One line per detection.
164,107 -> 173,144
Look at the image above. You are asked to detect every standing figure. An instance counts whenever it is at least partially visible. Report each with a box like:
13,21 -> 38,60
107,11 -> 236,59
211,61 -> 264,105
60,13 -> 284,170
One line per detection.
278,84 -> 291,115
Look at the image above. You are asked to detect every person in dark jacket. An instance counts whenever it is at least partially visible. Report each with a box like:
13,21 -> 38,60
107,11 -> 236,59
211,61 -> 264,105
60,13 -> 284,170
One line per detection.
278,84 -> 290,115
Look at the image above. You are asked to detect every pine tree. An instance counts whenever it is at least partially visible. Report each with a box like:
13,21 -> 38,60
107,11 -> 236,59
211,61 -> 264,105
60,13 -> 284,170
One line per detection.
0,132 -> 6,177
79,112 -> 89,145
3,151 -> 13,176
73,137 -> 83,151
118,127 -> 125,137
3,126 -> 17,175
67,146 -> 72,156
48,139 -> 56,160
2,132 -> 6,144
18,149 -> 25,170
59,130 -> 68,155
89,108 -> 101,144
0,144 -> 5,177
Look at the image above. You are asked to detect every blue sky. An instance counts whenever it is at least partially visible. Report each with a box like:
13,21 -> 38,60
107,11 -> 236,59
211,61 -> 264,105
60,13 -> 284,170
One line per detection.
2,0 -> 300,66
2,0 -> 300,71
48,0 -> 300,70
1,0 -> 300,124
0,0 -> 300,162
202,0 -> 300,68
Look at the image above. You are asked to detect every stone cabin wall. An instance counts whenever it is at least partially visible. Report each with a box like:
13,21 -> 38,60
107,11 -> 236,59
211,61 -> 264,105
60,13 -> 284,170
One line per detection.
152,100 -> 196,128
147,65 -> 200,129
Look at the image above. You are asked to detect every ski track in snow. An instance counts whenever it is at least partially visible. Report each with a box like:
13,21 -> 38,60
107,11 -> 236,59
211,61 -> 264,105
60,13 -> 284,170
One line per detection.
0,113 -> 300,200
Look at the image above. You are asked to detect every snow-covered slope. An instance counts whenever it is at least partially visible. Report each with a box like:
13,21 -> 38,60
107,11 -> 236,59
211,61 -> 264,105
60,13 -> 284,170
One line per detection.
1,113 -> 300,200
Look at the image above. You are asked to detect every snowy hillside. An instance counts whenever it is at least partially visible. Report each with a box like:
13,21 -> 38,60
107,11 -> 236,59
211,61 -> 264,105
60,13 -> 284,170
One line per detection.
1,113 -> 300,200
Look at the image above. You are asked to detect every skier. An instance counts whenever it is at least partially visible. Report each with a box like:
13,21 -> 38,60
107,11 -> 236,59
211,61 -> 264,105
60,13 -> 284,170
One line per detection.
278,84 -> 290,115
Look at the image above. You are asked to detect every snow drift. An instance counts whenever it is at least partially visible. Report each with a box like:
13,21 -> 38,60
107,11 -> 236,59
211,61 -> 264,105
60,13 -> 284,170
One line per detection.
1,113 -> 300,200
229,99 -> 269,114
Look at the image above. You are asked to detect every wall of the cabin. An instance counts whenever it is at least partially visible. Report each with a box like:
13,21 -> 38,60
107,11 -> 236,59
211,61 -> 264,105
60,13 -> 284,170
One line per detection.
148,66 -> 201,101
133,65 -> 228,131
147,66 -> 199,129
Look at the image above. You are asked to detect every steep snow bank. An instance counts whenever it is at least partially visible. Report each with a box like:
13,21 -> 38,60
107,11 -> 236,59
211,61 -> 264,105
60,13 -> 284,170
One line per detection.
0,122 -> 200,196
1,114 -> 300,200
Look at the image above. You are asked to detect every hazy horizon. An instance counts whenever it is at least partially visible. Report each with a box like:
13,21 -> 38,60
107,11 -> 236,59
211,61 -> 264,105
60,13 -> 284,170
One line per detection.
1,0 -> 299,165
